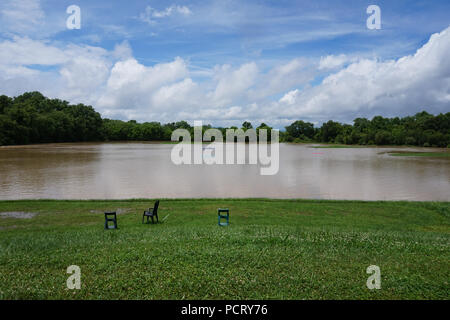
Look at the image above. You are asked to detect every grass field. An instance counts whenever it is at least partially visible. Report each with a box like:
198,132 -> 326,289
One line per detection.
0,199 -> 449,300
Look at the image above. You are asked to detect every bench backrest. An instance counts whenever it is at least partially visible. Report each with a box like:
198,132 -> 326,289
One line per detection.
153,200 -> 160,214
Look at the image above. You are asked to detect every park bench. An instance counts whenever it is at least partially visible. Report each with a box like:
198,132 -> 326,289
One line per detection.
218,208 -> 230,226
104,211 -> 118,229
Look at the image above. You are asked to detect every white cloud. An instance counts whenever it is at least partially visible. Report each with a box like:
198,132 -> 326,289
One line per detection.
0,0 -> 65,38
152,5 -> 191,18
0,37 -> 112,106
279,89 -> 299,105
96,57 -> 192,119
319,54 -> 349,70
138,5 -> 192,24
112,41 -> 133,61
152,79 -> 200,110
104,57 -> 187,93
275,26 -> 450,123
0,26 -> 449,126
0,36 -> 67,65
249,58 -> 315,101
59,56 -> 111,100
210,62 -> 258,107
0,0 -> 45,36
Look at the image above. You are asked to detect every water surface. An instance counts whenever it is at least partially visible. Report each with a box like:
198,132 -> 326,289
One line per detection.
0,143 -> 448,201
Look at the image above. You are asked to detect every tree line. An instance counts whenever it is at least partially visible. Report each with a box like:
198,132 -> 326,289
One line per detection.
0,91 -> 449,147
283,113 -> 450,147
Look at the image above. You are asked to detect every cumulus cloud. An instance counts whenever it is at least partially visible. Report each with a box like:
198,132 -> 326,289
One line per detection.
59,56 -> 110,100
210,63 -> 258,107
112,41 -> 133,60
0,0 -> 65,38
152,5 -> 191,18
0,26 -> 449,126
0,37 -> 112,105
152,79 -> 200,109
138,4 -> 192,24
279,89 -> 299,105
276,26 -> 450,123
97,57 -> 189,111
0,0 -> 45,36
249,58 -> 315,101
319,54 -> 350,70
0,36 -> 68,65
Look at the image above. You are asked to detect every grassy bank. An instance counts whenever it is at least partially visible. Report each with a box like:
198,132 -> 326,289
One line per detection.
0,199 -> 449,300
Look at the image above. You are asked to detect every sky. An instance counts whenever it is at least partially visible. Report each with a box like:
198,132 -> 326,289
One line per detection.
0,0 -> 449,128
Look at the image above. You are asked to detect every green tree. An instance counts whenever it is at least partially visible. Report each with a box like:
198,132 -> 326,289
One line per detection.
319,120 -> 342,142
242,121 -> 253,130
285,120 -> 315,140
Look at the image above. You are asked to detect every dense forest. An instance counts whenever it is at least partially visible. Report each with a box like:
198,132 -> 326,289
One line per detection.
0,91 -> 449,147
283,113 -> 450,147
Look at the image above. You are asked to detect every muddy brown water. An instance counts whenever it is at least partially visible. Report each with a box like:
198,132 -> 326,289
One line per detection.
0,142 -> 448,201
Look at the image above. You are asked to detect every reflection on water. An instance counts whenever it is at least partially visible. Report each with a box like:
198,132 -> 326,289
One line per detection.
0,142 -> 449,200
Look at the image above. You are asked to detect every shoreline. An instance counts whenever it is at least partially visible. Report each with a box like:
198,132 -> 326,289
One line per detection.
0,198 -> 449,203
1,140 -> 450,149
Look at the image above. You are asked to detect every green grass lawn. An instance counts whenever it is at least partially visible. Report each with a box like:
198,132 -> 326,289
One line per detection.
0,199 -> 449,300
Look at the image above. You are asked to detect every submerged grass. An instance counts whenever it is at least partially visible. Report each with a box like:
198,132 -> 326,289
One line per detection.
388,151 -> 450,158
310,145 -> 367,148
0,199 -> 449,300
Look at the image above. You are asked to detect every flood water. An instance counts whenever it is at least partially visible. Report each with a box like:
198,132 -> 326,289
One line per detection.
0,142 -> 448,201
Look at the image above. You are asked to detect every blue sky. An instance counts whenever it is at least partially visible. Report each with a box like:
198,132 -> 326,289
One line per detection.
52,1 -> 449,67
0,0 -> 449,127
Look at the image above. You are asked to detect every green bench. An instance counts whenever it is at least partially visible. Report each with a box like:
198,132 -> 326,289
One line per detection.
218,208 -> 230,226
